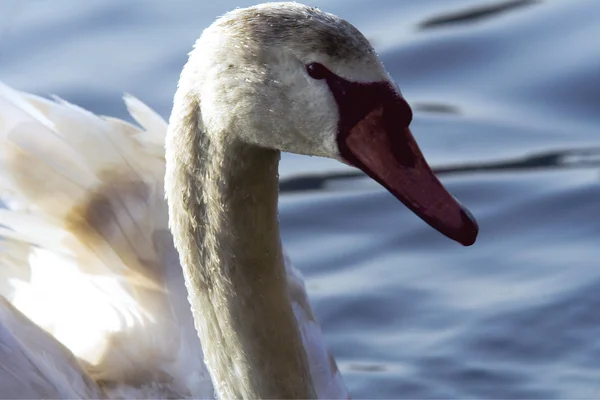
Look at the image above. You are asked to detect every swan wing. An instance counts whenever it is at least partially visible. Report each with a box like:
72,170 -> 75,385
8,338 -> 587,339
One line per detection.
0,82 -> 213,398
0,81 -> 348,399
284,254 -> 349,399
0,297 -> 104,399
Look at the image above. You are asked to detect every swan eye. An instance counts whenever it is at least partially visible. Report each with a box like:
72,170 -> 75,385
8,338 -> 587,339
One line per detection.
306,63 -> 328,80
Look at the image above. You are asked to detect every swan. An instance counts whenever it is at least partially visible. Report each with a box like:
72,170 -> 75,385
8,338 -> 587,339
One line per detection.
0,2 -> 478,399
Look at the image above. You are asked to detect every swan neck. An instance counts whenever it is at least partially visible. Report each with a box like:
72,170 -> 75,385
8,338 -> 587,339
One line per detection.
165,87 -> 316,399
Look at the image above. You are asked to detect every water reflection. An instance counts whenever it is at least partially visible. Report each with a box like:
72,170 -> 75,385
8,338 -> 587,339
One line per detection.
280,146 -> 600,194
419,0 -> 541,29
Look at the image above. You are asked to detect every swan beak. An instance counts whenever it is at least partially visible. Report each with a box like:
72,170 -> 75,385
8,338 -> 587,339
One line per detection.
339,105 -> 478,246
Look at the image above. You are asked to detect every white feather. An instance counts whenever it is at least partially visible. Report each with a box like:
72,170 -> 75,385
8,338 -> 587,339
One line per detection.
0,81 -> 347,398
0,82 -> 213,398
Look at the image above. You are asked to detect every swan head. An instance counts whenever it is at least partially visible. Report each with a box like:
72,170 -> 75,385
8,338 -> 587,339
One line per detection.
188,2 -> 478,246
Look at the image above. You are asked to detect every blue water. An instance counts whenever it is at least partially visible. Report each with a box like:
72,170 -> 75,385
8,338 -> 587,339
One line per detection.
3,0 -> 600,398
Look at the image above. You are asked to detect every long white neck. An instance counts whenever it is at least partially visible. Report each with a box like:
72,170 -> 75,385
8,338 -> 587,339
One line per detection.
164,66 -> 316,399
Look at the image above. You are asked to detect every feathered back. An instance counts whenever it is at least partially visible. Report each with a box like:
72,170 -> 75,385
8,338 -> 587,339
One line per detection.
0,82 -> 348,399
0,82 -> 214,398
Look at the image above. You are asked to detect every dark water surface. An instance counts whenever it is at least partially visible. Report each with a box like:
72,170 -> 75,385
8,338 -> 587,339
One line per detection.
2,0 -> 600,398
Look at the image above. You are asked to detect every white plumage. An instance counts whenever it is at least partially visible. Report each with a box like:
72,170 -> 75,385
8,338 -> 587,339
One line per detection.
0,81 -> 346,398
0,3 -> 478,398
